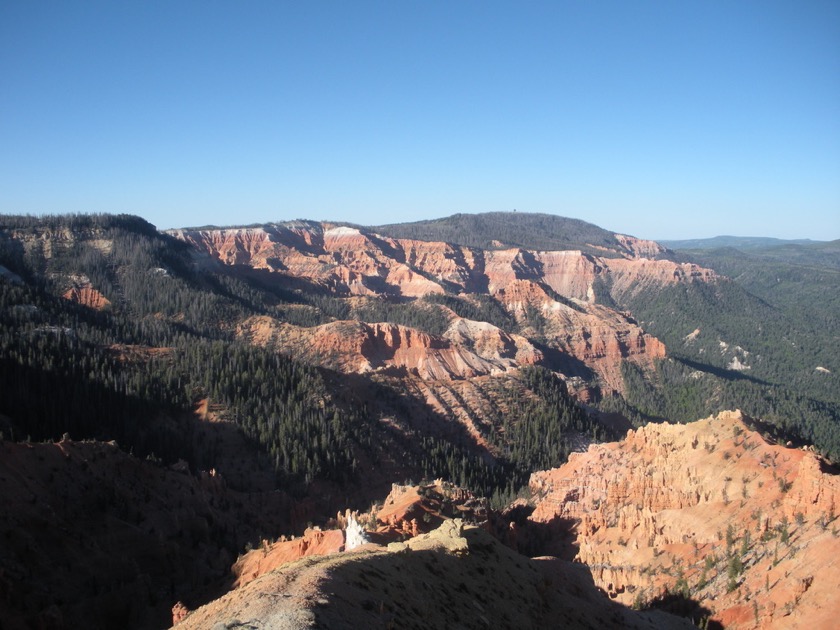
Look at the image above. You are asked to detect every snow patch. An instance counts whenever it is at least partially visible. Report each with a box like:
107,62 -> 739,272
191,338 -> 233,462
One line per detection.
816,366 -> 832,374
325,226 -> 362,238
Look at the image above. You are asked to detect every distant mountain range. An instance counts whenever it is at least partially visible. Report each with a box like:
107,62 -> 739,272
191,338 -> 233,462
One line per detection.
660,235 -> 825,250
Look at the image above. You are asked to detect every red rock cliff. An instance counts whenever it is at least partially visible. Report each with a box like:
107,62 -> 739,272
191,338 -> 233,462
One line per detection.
172,223 -> 719,393
237,316 -> 539,380
170,223 -> 716,305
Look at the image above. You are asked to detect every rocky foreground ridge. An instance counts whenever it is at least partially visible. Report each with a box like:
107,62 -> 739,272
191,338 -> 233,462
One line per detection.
172,481 -> 692,630
170,412 -> 840,629
525,410 -> 840,629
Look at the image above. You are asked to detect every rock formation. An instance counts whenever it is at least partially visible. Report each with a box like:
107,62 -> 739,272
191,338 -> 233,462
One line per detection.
61,275 -> 111,310
171,602 -> 190,626
525,410 -> 840,628
171,223 -> 715,305
374,480 -> 488,540
344,513 -> 369,550
492,279 -> 666,391
238,316 -> 540,380
202,480 -> 489,611
613,233 -> 669,259
232,528 -> 346,589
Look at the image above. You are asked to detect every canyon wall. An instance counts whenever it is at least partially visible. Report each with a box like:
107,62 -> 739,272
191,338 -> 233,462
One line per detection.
173,223 -> 712,393
172,224 -> 716,304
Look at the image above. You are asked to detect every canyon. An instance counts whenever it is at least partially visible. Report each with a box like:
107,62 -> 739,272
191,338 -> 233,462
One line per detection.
1,212 -> 837,629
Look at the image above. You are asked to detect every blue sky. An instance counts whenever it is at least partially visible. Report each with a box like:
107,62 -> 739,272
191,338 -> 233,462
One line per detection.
1,1 -> 838,239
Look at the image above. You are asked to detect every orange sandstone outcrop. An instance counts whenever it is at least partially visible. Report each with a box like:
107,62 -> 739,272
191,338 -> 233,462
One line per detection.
172,509 -> 694,630
602,256 -> 718,303
190,480 -> 490,621
374,480 -> 487,540
613,233 -> 668,259
494,279 -> 666,391
171,601 -> 190,626
237,316 -> 539,380
444,317 -> 541,366
62,277 -> 111,310
232,528 -> 345,589
526,410 -> 840,629
172,224 -> 446,297
239,295 -> 659,394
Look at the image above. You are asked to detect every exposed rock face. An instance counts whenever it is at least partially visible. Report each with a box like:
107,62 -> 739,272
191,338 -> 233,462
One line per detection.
493,279 -> 666,391
237,317 -> 539,380
526,410 -> 840,629
602,256 -> 718,303
170,222 -> 716,304
2,226 -> 116,309
443,318 -> 541,366
5,225 -> 114,260
173,222 -> 709,394
172,224 -> 446,297
214,481 -> 488,603
231,528 -> 345,589
344,513 -> 369,551
171,602 -> 190,626
62,276 -> 111,310
613,233 -> 668,259
374,480 -> 488,540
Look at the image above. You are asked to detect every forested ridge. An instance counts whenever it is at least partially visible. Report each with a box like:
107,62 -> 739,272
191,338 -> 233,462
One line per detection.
608,245 -> 840,461
0,217 -> 366,472
372,211 -> 631,256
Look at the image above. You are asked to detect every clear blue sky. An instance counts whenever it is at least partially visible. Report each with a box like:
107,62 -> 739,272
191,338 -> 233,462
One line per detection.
1,1 -> 838,239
